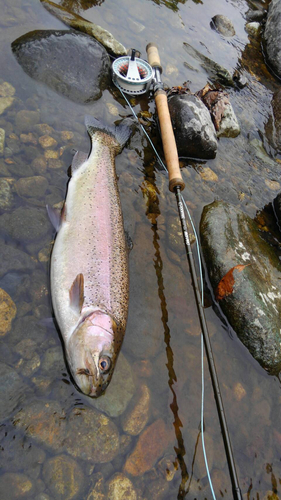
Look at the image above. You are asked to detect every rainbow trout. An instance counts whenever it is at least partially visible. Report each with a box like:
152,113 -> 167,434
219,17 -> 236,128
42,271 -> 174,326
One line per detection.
50,116 -> 131,397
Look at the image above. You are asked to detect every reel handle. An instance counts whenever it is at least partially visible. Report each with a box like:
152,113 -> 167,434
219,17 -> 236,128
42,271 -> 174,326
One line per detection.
146,44 -> 185,192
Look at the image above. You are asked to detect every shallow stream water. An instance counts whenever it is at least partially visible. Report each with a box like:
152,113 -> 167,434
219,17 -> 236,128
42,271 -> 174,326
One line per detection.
0,0 -> 281,499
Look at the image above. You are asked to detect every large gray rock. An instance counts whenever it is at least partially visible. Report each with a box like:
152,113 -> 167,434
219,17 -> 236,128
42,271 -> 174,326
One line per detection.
168,94 -> 217,159
263,0 -> 281,79
200,201 -> 281,373
0,207 -> 51,242
12,30 -> 111,104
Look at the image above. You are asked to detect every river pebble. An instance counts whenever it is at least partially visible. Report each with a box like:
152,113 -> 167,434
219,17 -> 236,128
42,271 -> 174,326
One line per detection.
64,407 -> 120,463
107,473 -> 137,500
13,400 -> 67,451
39,135 -> 58,149
0,178 -> 14,209
43,455 -> 86,500
0,432 -> 45,478
31,156 -> 47,175
15,176 -> 48,198
0,472 -> 34,499
0,82 -> 15,116
0,128 -> 5,154
0,362 -> 28,420
90,352 -> 135,418
15,110 -> 40,133
198,166 -> 218,182
0,287 -> 16,336
121,384 -> 150,436
124,419 -> 173,476
211,14 -> 236,36
0,206 -> 51,242
86,473 -> 105,500
20,133 -> 37,145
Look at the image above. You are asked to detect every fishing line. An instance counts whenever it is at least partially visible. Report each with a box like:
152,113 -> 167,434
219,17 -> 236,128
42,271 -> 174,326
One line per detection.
114,80 -> 216,498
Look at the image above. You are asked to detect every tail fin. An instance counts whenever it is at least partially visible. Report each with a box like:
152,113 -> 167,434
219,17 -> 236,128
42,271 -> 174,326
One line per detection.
85,115 -> 133,151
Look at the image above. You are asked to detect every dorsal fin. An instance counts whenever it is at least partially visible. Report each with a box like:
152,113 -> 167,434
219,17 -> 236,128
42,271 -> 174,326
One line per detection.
71,150 -> 89,174
69,273 -> 84,314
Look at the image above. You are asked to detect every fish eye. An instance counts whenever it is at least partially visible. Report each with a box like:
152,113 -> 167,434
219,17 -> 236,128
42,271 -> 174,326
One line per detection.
99,356 -> 111,374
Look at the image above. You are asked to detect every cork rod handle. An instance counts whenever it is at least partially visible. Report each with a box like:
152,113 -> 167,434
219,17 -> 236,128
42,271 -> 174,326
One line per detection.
146,44 -> 185,192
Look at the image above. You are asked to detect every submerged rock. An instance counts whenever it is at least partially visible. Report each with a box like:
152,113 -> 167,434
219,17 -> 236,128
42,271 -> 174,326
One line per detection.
0,82 -> 15,116
124,419 -> 173,476
211,15 -> 236,37
107,474 -> 137,500
0,241 -> 35,278
0,207 -> 51,242
0,287 -> 17,336
263,0 -> 281,80
265,88 -> 281,153
0,363 -> 28,421
0,473 -> 34,500
200,201 -> 281,373
0,178 -> 14,210
12,30 -> 111,104
168,94 -> 217,159
121,384 -> 151,436
40,0 -> 127,57
42,455 -> 86,500
64,407 -> 119,463
13,400 -> 67,451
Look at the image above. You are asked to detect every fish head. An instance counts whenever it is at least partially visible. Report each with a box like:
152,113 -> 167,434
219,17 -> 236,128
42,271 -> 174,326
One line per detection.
66,311 -> 118,397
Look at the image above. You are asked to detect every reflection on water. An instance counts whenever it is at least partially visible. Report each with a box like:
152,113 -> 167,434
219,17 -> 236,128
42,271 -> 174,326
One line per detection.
0,0 -> 280,497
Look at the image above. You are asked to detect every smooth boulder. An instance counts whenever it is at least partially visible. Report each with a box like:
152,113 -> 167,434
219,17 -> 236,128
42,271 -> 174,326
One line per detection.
168,94 -> 217,159
263,0 -> 281,80
200,201 -> 281,373
12,30 -> 111,104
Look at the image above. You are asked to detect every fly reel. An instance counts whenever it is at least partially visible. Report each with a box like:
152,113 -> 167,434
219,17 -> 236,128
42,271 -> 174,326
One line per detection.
112,49 -> 153,95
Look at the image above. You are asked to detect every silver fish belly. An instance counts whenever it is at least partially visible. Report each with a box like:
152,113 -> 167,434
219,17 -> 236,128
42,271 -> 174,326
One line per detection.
50,117 -> 131,397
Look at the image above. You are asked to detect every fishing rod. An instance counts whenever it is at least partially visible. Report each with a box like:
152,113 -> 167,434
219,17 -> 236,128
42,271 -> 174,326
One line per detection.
112,46 -> 242,499
145,42 -> 243,500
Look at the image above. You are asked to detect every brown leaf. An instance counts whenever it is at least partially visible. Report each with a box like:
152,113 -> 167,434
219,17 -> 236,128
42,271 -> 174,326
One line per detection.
215,264 -> 250,301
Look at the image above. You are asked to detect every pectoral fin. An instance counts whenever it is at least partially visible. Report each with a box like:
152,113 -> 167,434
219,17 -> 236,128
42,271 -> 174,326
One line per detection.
69,273 -> 84,314
71,150 -> 89,174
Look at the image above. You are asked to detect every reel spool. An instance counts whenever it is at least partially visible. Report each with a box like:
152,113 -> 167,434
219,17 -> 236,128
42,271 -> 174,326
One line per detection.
112,49 -> 153,95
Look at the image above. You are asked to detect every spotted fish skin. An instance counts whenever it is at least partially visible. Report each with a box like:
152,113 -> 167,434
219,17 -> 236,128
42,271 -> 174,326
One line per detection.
50,117 -> 131,397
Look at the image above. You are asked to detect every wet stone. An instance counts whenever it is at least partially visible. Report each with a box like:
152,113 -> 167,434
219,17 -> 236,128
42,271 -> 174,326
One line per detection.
198,166 -> 218,182
39,135 -> 58,149
15,110 -> 40,133
264,0 -> 281,80
90,352 -> 135,418
15,176 -> 49,198
34,124 -> 55,136
0,207 -> 51,242
0,362 -> 28,420
121,384 -> 151,436
20,133 -> 37,145
45,150 -> 59,160
61,131 -> 74,142
124,419 -> 173,476
86,472 -> 105,500
0,178 -> 14,209
64,407 -> 120,463
0,128 -> 5,154
0,241 -> 35,278
13,399 -> 67,451
43,455 -> 86,500
31,156 -> 47,175
200,201 -> 281,373
216,102 -> 240,138
211,15 -> 236,36
12,30 -> 111,104
168,94 -> 217,159
0,472 -> 34,499
107,473 -> 137,500
41,346 -> 65,377
0,432 -> 46,478
0,287 -> 17,336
